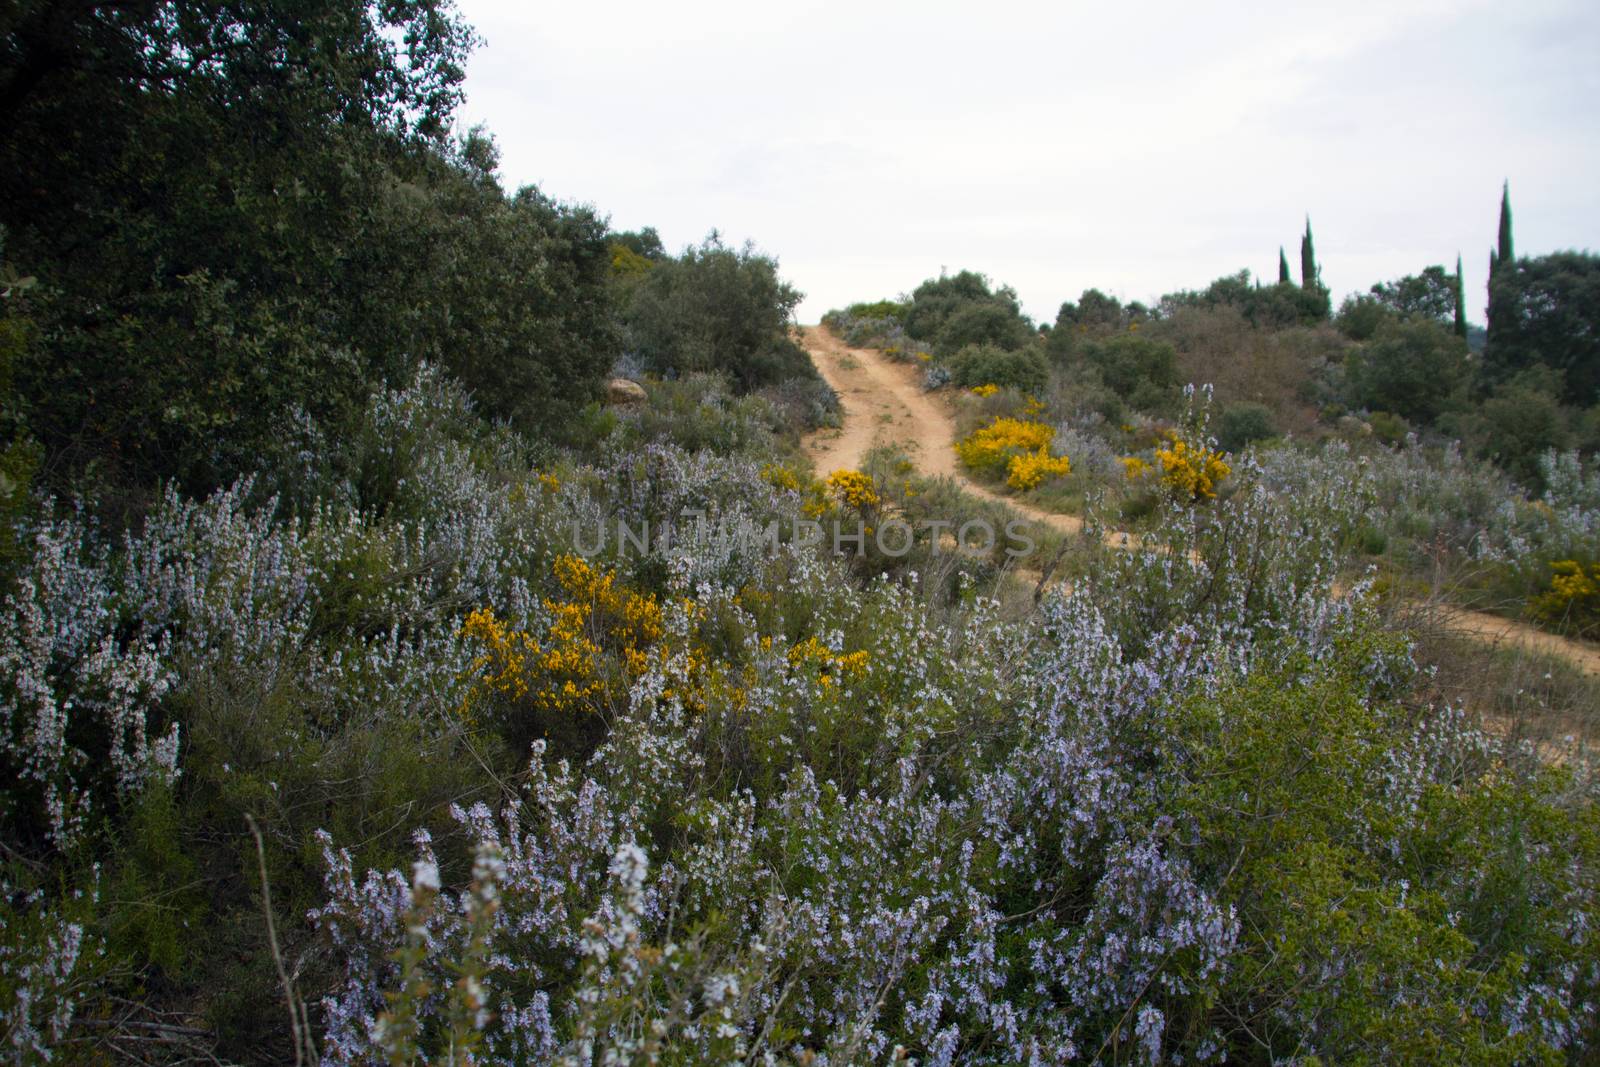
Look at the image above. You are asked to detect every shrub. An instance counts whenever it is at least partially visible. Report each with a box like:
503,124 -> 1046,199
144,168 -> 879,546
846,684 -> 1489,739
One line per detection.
1528,559 -> 1600,637
1464,367 -> 1573,490
903,270 -> 1033,355
1216,401 -> 1276,452
1005,447 -> 1070,491
944,343 -> 1048,393
622,234 -> 811,392
1343,318 -> 1468,425
954,416 -> 1056,476
1154,431 -> 1231,501
1073,334 -> 1181,413
824,469 -> 880,509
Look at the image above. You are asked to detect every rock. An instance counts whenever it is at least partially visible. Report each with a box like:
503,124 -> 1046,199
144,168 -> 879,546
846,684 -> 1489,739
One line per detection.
605,378 -> 647,407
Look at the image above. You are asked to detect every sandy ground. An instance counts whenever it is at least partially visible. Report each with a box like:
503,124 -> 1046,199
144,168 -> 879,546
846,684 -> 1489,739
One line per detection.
797,324 -> 1600,678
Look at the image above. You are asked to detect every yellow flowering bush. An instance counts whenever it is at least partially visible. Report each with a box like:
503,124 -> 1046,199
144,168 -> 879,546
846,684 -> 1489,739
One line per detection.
1155,432 -> 1231,501
1121,455 -> 1151,480
787,635 -> 871,690
825,469 -> 880,509
760,463 -> 801,493
956,417 -> 1068,492
460,555 -> 667,719
1529,559 -> 1600,636
1006,447 -> 1071,492
971,383 -> 1000,398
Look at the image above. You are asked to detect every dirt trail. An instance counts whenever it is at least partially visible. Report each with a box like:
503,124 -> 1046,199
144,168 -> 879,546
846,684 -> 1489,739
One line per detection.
798,324 -> 1600,678
801,325 -> 1084,536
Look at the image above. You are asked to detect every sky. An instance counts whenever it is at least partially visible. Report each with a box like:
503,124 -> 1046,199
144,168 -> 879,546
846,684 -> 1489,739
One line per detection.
452,0 -> 1600,326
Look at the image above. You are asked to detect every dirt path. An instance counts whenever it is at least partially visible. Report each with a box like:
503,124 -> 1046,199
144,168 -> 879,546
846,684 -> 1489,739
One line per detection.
798,324 -> 1600,678
800,325 -> 1084,535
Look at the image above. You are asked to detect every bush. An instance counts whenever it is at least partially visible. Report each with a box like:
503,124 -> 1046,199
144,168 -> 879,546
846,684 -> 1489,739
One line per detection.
623,234 -> 811,392
1216,401 -> 1276,452
1343,318 -> 1468,425
943,343 -> 1048,393
1528,559 -> 1600,637
903,270 -> 1033,355
1464,367 -> 1573,489
1154,430 -> 1231,501
1074,333 -> 1181,413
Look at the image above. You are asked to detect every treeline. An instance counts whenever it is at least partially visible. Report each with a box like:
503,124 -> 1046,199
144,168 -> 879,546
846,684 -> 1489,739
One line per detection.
830,190 -> 1600,487
0,0 -> 819,526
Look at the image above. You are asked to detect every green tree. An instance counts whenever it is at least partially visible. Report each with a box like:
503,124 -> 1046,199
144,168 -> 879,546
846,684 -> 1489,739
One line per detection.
1162,271 -> 1328,328
1343,318 -> 1468,424
1370,265 -> 1459,323
1454,254 -> 1468,339
904,271 -> 1032,354
1498,181 -> 1515,267
0,1 -> 629,505
1079,334 -> 1181,413
1484,251 -> 1600,405
0,1 -> 490,500
1467,367 -> 1572,488
1279,247 -> 1292,285
622,234 -> 811,392
944,344 -> 1048,393
1300,217 -> 1319,291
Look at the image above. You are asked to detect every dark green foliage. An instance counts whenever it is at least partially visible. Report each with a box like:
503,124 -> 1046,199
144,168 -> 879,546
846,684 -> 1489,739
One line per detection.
1278,247 -> 1291,285
1464,367 -> 1573,489
1055,288 -> 1127,331
1216,401 -> 1276,452
1336,294 -> 1396,341
944,344 -> 1049,393
1454,255 -> 1468,338
612,227 -> 666,261
0,0 -> 625,509
1066,333 -> 1181,413
1162,271 -> 1330,328
622,234 -> 812,392
1300,217 -> 1318,291
1498,181 -> 1515,267
904,270 -> 1033,355
0,262 -> 39,572
1484,251 -> 1600,406
1343,318 -> 1468,425
1370,265 -> 1459,324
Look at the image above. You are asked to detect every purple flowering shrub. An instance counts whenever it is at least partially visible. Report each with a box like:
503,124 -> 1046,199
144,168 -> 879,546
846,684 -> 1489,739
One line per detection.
2,367 -> 1596,1064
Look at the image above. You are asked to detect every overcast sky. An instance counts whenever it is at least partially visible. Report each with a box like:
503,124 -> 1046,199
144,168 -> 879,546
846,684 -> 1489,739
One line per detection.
452,0 -> 1600,326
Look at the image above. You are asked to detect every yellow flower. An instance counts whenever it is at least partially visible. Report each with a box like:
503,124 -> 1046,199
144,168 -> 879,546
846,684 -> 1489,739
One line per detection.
760,463 -> 801,492
1006,447 -> 1071,491
955,417 -> 1062,486
971,383 -> 1000,398
787,636 -> 871,688
825,468 -> 880,509
1153,433 -> 1230,501
1120,455 -> 1151,480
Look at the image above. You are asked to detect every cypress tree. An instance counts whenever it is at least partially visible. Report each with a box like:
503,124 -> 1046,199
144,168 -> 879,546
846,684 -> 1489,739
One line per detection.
1453,254 -> 1467,338
1488,183 -> 1514,337
1497,181 -> 1514,269
1278,247 -> 1291,284
1300,217 -> 1318,291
